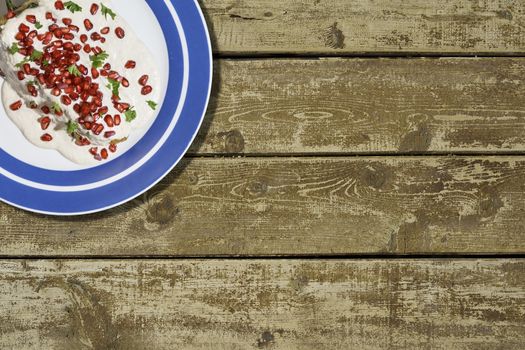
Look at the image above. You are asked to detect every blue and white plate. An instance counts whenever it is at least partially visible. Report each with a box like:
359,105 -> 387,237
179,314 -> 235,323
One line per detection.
0,0 -> 212,215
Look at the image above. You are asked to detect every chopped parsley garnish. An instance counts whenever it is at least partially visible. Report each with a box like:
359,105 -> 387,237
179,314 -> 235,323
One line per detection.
15,57 -> 30,68
67,65 -> 81,76
42,60 -> 50,66
125,107 -> 136,122
35,21 -> 43,29
26,80 -> 37,86
106,78 -> 120,97
147,100 -> 157,110
67,121 -> 79,135
30,49 -> 43,61
100,3 -> 116,20
51,102 -> 62,114
89,51 -> 109,68
64,1 -> 82,13
8,43 -> 19,55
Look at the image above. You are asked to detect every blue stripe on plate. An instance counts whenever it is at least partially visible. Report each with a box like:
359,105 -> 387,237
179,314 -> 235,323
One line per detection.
0,0 -> 212,214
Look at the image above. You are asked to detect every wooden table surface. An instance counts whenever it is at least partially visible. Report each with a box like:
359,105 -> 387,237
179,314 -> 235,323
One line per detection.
2,1 -> 525,349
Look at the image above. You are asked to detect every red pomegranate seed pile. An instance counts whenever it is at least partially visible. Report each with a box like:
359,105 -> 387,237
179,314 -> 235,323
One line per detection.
6,1 -> 155,162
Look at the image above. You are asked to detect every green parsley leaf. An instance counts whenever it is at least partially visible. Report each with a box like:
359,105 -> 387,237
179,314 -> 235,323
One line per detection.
8,43 -> 19,55
64,1 -> 82,13
42,60 -> 50,66
67,121 -> 79,135
67,65 -> 81,77
100,3 -> 117,20
15,57 -> 30,68
146,100 -> 157,110
26,80 -> 37,86
89,51 -> 109,68
106,78 -> 120,97
35,21 -> 43,29
125,107 -> 136,122
51,102 -> 62,114
30,49 -> 43,61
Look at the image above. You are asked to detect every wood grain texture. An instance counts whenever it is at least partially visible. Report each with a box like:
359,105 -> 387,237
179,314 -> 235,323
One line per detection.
201,0 -> 525,55
191,58 -> 525,155
2,156 -> 525,256
0,259 -> 524,349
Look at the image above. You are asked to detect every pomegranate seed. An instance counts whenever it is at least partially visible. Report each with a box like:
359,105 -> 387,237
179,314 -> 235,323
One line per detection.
100,70 -> 108,77
92,46 -> 103,55
69,25 -> 80,32
26,15 -> 37,24
100,148 -> 108,159
40,117 -> 51,130
37,75 -> 46,85
89,147 -> 98,155
45,12 -> 56,21
121,78 -> 129,87
90,3 -> 99,15
62,18 -> 72,25
109,144 -> 117,153
63,42 -> 74,50
91,67 -> 99,79
80,34 -> 88,43
29,102 -> 38,109
27,84 -> 38,97
48,23 -> 59,32
23,64 -> 31,74
100,27 -> 110,35
14,32 -> 25,41
63,33 -> 74,40
28,30 -> 37,38
124,60 -> 136,69
61,95 -> 72,105
41,106 -> 50,114
141,86 -> 153,95
74,43 -> 82,51
108,72 -> 119,80
115,27 -> 125,39
6,10 -> 15,19
114,114 -> 121,125
19,23 -> 30,33
84,19 -> 93,31
29,68 -> 39,76
138,75 -> 149,86
103,63 -> 111,70
94,124 -> 104,135
104,115 -> 114,127
104,131 -> 116,138
90,32 -> 101,41
98,106 -> 109,115
73,104 -> 81,113
9,100 -> 23,111
17,71 -> 25,80
51,88 -> 61,96
84,122 -> 92,130
55,1 -> 64,10
94,154 -> 102,161
41,133 -> 53,142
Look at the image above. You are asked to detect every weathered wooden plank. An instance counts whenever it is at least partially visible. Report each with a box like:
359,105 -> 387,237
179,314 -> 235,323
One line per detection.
191,58 -> 525,155
0,259 -> 524,349
2,156 -> 525,256
201,0 -> 525,55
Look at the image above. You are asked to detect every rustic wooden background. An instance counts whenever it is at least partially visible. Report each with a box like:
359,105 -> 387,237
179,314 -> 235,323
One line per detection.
1,0 -> 525,349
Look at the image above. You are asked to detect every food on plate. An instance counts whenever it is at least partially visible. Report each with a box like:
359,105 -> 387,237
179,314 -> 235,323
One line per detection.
0,0 -> 160,164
